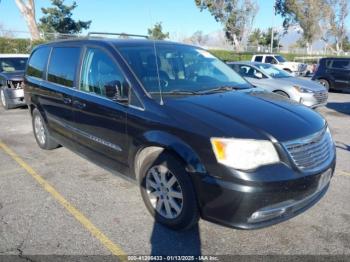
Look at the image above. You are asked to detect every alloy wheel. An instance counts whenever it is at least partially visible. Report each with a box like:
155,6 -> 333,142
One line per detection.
0,89 -> 6,107
146,165 -> 183,219
34,115 -> 46,145
318,79 -> 329,91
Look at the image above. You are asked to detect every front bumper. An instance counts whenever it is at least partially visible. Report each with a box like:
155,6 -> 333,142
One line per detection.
293,91 -> 328,108
191,160 -> 335,229
3,87 -> 26,107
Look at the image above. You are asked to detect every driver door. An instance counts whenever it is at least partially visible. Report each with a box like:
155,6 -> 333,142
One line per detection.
265,56 -> 278,65
71,46 -> 129,172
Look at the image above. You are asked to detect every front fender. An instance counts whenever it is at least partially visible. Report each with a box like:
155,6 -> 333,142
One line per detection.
132,130 -> 207,177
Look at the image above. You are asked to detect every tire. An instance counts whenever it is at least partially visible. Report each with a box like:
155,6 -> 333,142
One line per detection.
317,79 -> 330,91
32,108 -> 59,150
0,88 -> 11,110
139,151 -> 199,231
274,90 -> 290,98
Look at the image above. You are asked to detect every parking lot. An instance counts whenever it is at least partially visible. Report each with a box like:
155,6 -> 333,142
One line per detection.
0,92 -> 350,259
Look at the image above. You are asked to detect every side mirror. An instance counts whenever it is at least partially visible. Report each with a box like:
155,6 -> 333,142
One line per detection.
255,72 -> 263,79
104,80 -> 129,103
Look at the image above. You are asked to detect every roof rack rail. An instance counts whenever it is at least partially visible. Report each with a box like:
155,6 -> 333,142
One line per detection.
87,32 -> 149,39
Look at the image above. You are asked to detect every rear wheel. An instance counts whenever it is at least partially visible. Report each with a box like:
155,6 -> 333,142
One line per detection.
139,151 -> 199,230
317,79 -> 330,91
32,108 -> 59,150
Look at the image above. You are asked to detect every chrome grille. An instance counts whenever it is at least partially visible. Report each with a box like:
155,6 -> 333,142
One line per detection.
313,91 -> 328,104
283,128 -> 335,172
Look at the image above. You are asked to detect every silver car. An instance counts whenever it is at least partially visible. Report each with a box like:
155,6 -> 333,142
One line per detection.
228,61 -> 328,108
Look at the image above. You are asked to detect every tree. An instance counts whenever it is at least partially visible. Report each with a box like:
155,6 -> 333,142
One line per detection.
189,31 -> 208,45
39,0 -> 91,35
195,0 -> 258,51
248,28 -> 263,46
275,0 -> 328,53
328,0 -> 349,53
342,36 -> 350,51
249,27 -> 280,48
147,22 -> 169,40
14,0 -> 40,40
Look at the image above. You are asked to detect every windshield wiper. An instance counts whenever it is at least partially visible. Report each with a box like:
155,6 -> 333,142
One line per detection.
161,89 -> 200,95
197,86 -> 246,94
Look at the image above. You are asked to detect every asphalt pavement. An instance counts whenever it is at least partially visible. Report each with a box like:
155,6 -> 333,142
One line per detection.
0,92 -> 349,260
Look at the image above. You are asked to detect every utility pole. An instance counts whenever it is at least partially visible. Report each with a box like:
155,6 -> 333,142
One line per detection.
270,0 -> 276,53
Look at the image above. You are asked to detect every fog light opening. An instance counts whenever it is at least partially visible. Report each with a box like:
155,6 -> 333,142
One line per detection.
249,207 -> 288,223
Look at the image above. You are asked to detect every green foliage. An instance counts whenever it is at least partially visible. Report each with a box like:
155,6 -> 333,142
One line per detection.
275,0 -> 325,45
0,38 -> 48,53
39,0 -> 91,34
342,36 -> 350,51
195,0 -> 258,49
248,28 -> 280,47
147,22 -> 169,40
209,49 -> 253,62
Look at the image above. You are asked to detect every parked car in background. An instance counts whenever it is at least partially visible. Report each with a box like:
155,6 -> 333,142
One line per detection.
312,57 -> 350,91
25,37 -> 335,231
228,61 -> 328,108
251,54 -> 307,76
0,54 -> 29,110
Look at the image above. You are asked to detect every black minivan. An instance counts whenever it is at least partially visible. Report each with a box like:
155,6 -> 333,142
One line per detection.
24,35 -> 336,230
312,57 -> 350,91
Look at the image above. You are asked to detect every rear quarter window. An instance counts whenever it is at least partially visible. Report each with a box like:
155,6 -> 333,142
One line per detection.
329,59 -> 350,70
47,47 -> 81,87
27,47 -> 50,78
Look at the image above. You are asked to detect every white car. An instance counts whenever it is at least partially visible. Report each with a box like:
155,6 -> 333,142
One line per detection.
251,54 -> 307,76
0,54 -> 29,110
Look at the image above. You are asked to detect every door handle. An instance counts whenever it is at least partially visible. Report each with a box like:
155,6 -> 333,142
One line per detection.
63,97 -> 72,104
73,100 -> 86,109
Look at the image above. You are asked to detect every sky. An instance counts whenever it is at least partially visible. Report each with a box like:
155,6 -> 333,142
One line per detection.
0,0 -> 284,38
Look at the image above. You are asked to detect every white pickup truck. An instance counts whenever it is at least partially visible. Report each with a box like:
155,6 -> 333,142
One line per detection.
251,54 -> 307,76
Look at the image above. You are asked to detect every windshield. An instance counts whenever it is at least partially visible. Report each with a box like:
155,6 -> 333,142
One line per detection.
0,57 -> 28,72
255,63 -> 292,78
118,44 -> 251,96
275,55 -> 287,62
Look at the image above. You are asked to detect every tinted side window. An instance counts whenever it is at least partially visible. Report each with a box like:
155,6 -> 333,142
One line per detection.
129,88 -> 143,108
254,56 -> 263,62
48,47 -> 80,87
330,60 -> 350,70
27,47 -> 50,78
324,59 -> 332,68
80,48 -> 128,99
265,56 -> 277,64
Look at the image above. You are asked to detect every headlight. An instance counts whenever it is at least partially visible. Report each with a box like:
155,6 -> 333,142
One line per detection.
210,138 -> 280,170
293,85 -> 313,93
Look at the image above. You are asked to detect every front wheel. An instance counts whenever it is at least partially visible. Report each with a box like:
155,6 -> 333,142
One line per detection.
317,79 -> 330,91
32,108 -> 59,150
0,88 -> 10,110
274,90 -> 290,98
139,151 -> 199,231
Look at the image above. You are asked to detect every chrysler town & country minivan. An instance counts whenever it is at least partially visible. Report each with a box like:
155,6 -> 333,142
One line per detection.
24,36 -> 336,230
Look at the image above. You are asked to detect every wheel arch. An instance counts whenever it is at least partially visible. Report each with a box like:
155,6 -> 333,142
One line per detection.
132,131 -> 207,181
273,89 -> 290,98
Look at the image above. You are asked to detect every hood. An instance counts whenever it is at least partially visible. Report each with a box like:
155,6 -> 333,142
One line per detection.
274,77 -> 326,92
0,70 -> 25,81
164,89 -> 325,142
